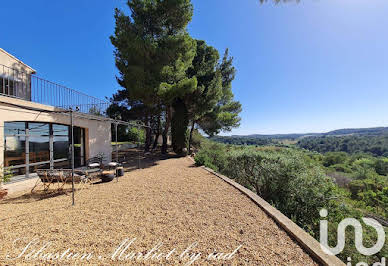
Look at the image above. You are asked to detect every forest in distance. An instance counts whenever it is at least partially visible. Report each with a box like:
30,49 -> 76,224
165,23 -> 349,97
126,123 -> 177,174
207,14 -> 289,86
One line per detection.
212,126 -> 388,157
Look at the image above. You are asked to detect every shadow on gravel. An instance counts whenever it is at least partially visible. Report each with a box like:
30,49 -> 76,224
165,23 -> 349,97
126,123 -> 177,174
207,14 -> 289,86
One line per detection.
115,148 -> 183,173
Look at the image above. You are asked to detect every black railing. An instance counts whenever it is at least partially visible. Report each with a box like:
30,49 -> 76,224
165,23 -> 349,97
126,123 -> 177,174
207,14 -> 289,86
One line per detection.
0,64 -> 110,115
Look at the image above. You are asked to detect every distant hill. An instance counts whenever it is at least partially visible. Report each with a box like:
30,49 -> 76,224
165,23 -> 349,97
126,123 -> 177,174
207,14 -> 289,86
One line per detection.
211,127 -> 388,156
229,127 -> 388,140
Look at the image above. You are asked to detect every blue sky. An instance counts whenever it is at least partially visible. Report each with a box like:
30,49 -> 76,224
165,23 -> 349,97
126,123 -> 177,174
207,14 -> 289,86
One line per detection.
2,0 -> 388,135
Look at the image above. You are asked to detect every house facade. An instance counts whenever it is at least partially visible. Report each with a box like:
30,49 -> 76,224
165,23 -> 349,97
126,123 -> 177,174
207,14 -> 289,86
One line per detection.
0,48 -> 112,178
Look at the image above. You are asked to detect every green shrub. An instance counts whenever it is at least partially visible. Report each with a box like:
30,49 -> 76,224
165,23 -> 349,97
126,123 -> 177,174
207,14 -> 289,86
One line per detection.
128,127 -> 145,142
323,152 -> 348,167
194,142 -> 227,172
328,163 -> 353,173
375,158 -> 388,176
223,148 -> 337,234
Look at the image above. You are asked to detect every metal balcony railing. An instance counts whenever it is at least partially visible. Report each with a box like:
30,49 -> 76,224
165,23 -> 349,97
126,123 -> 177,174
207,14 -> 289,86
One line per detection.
0,64 -> 110,115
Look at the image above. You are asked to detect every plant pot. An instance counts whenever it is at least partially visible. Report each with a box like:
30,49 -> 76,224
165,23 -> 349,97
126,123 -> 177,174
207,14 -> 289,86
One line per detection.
0,189 -> 8,200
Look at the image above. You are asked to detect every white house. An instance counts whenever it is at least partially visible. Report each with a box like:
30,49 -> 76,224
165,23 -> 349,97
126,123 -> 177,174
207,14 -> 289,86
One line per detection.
0,48 -> 112,178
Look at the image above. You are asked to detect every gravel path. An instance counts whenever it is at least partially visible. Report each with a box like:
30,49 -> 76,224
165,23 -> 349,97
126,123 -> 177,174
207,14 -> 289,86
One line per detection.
0,157 -> 318,265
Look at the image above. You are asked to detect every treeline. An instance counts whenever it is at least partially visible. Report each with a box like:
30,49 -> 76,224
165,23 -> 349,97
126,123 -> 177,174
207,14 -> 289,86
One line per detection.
107,0 -> 241,154
211,136 -> 276,146
297,135 -> 388,156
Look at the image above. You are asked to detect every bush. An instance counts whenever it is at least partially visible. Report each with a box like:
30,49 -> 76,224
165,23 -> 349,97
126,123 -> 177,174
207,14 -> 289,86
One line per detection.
194,142 -> 227,172
128,127 -> 145,142
223,148 -> 337,233
195,142 -> 388,264
323,152 -> 348,167
375,158 -> 388,176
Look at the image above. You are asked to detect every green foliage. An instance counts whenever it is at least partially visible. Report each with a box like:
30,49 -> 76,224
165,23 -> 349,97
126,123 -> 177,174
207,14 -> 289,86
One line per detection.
128,127 -> 145,143
194,142 -> 227,172
298,135 -> 388,157
211,135 -> 277,146
111,0 -> 198,153
190,129 -> 205,149
375,158 -> 388,175
196,144 -> 336,233
197,49 -> 242,136
196,142 -> 388,264
322,152 -> 348,167
1,167 -> 12,184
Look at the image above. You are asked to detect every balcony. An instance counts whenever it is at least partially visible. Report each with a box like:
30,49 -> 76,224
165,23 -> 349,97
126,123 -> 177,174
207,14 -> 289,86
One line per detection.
0,63 -> 110,115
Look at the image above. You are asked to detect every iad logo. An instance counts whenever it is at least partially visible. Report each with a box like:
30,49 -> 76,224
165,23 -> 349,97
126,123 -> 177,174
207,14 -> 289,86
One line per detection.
319,209 -> 386,256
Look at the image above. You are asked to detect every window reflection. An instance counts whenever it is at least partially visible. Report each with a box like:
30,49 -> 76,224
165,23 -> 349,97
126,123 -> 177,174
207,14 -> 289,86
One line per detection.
4,135 -> 26,167
54,136 -> 69,160
4,122 -> 85,176
4,122 -> 26,135
28,123 -> 49,136
29,136 -> 50,163
53,124 -> 68,136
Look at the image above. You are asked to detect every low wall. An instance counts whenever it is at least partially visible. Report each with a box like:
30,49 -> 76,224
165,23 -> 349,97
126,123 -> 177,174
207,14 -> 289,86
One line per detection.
188,157 -> 345,266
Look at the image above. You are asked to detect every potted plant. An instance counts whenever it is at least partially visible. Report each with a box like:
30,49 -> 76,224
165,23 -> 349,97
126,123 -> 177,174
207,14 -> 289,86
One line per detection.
0,167 -> 11,200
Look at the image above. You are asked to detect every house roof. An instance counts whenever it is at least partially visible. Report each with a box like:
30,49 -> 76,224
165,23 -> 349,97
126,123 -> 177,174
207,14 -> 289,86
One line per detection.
0,48 -> 36,74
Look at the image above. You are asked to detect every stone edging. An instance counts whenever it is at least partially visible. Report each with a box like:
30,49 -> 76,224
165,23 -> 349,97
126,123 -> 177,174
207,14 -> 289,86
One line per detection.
187,157 -> 344,266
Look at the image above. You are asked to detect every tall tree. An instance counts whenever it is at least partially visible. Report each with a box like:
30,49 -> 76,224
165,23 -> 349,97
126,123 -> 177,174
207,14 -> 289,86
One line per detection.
110,0 -> 196,154
186,40 -> 223,153
197,49 -> 242,137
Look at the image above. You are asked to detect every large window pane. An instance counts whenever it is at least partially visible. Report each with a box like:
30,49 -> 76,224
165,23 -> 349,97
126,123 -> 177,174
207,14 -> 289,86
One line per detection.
53,124 -> 68,136
4,122 -> 26,135
28,123 -> 49,136
4,135 -> 26,166
29,136 -> 50,163
54,136 -> 69,159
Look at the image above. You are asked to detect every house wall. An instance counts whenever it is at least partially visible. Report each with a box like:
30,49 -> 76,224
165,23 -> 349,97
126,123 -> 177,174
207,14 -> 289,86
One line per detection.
0,48 -> 35,74
0,96 -> 112,171
0,49 -> 36,100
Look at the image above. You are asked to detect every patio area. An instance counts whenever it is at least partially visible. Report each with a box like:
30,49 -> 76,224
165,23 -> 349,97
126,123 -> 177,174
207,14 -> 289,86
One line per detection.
0,156 -> 318,265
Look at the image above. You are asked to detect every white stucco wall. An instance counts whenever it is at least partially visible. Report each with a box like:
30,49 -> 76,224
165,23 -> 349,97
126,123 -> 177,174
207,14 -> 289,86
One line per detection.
0,48 -> 36,74
0,96 -> 112,170
0,48 -> 36,100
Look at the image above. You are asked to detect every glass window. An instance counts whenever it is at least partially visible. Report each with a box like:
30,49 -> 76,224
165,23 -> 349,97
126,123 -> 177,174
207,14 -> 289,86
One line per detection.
29,136 -> 50,163
53,124 -> 69,136
53,136 -> 69,160
4,135 -> 26,167
28,123 -> 49,136
3,122 -> 86,176
4,122 -> 26,136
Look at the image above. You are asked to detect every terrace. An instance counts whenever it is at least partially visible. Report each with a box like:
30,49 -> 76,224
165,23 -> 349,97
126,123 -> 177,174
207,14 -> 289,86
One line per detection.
0,155 -> 334,265
0,63 -> 110,115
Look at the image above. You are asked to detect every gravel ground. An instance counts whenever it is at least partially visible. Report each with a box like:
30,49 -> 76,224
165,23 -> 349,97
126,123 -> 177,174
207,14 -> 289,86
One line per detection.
0,156 -> 318,265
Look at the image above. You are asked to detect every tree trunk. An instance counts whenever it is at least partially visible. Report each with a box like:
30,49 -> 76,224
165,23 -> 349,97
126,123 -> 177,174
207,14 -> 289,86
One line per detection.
152,115 -> 161,150
144,116 -> 152,152
161,106 -> 171,154
188,120 -> 195,155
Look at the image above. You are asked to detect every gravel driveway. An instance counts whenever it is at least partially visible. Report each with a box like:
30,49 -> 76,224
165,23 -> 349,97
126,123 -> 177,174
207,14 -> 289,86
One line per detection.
0,156 -> 317,265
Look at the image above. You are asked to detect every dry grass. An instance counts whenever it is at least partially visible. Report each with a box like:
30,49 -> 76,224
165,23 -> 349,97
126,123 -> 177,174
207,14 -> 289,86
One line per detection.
0,156 -> 318,265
